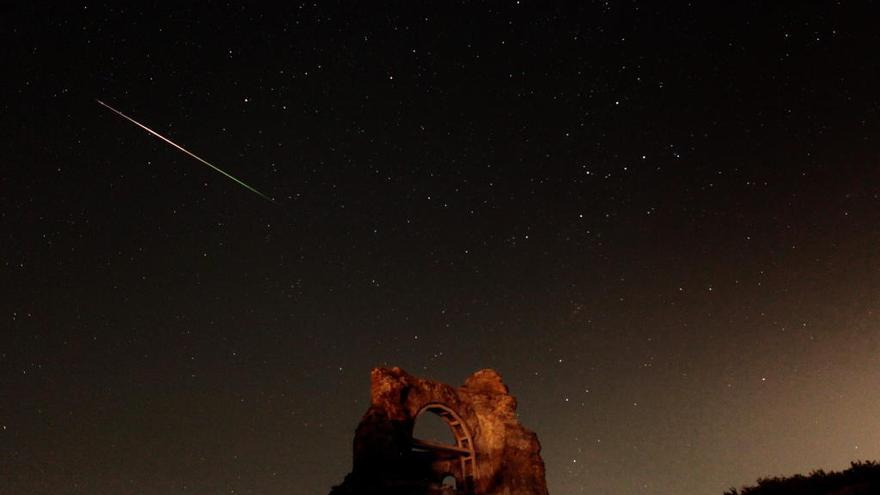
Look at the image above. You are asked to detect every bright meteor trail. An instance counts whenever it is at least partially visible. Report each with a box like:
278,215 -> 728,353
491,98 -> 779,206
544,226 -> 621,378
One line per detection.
96,99 -> 275,203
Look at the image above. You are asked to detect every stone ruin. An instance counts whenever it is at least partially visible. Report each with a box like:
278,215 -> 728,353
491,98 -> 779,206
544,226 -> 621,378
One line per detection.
329,367 -> 549,495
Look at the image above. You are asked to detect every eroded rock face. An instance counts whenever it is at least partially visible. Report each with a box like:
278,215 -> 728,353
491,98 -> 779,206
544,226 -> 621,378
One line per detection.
329,367 -> 549,495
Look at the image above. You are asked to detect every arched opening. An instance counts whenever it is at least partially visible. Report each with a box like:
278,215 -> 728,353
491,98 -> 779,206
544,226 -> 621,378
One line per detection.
410,404 -> 476,494
413,409 -> 458,445
441,475 -> 457,492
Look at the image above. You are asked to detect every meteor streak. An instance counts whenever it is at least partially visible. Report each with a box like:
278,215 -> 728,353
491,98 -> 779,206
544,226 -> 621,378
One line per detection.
96,99 -> 275,203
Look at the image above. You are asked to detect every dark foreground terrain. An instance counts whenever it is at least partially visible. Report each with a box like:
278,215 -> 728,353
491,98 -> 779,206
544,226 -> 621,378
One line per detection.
725,461 -> 880,495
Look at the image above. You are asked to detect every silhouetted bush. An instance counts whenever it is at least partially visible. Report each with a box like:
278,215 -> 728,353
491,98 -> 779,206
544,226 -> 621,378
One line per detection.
724,461 -> 880,495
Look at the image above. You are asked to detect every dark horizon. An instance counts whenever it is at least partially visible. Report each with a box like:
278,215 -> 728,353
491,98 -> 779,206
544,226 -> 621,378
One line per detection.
4,3 -> 880,494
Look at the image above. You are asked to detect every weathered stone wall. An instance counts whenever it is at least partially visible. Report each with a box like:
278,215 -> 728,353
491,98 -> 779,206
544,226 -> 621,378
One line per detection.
329,367 -> 549,495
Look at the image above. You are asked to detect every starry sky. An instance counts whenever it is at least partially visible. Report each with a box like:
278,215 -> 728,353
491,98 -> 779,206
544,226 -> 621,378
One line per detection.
3,2 -> 880,494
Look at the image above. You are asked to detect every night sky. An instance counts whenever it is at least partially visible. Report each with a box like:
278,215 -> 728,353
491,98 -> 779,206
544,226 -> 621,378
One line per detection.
4,2 -> 880,494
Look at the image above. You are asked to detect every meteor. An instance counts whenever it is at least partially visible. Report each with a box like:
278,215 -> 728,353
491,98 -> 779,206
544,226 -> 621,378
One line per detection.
96,99 -> 275,203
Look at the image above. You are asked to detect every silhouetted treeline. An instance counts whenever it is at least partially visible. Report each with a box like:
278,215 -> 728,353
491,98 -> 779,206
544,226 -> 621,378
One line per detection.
725,461 -> 880,495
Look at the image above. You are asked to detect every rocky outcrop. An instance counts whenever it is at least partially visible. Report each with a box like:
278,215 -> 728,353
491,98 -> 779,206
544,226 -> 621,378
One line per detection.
329,367 -> 549,495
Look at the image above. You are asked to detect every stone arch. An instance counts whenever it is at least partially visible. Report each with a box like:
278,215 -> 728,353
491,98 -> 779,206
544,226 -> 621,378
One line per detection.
412,403 -> 476,492
330,367 -> 548,495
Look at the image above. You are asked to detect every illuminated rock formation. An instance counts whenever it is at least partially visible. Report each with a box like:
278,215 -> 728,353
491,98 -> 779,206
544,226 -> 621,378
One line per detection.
329,367 -> 549,495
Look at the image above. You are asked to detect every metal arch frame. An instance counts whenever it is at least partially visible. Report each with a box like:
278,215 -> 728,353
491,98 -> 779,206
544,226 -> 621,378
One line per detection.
413,403 -> 477,492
